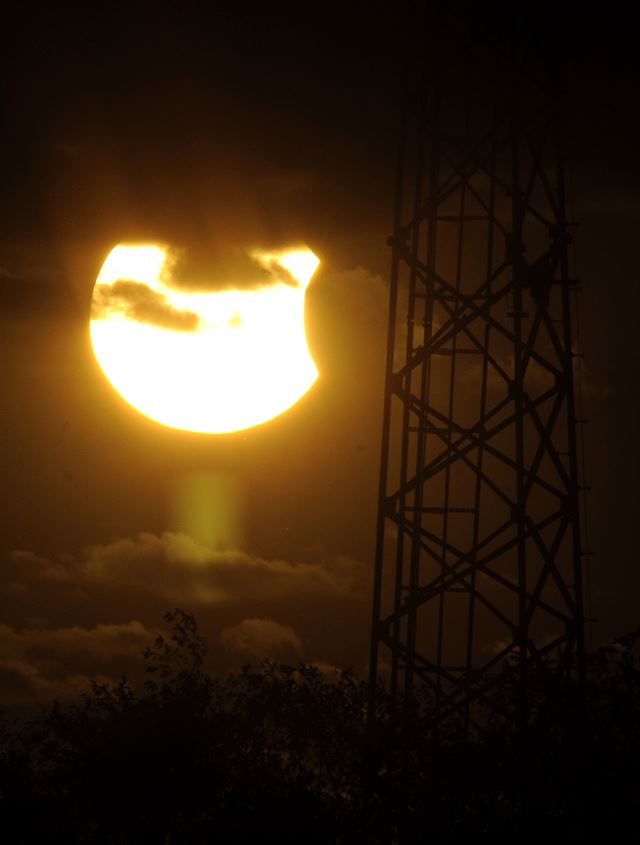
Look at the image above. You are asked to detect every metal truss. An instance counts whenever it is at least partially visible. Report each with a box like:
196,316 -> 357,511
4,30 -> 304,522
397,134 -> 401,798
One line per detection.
369,2 -> 586,734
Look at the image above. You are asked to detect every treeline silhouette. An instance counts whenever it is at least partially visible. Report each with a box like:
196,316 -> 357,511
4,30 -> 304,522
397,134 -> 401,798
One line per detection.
1,610 -> 638,843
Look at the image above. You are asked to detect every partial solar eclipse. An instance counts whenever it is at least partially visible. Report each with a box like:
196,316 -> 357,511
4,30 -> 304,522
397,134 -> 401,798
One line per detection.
90,243 -> 320,433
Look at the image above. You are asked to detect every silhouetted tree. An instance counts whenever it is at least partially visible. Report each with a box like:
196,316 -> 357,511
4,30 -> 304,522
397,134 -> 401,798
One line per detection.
0,611 -> 638,843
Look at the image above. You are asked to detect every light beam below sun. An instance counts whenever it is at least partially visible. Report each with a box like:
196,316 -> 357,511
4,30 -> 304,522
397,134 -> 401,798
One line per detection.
90,243 -> 320,433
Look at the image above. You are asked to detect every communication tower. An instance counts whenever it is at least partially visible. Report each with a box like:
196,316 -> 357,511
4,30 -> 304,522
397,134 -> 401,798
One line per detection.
369,2 -> 587,733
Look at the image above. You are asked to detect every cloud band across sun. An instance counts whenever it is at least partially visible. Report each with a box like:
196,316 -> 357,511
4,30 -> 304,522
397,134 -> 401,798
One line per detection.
92,280 -> 201,332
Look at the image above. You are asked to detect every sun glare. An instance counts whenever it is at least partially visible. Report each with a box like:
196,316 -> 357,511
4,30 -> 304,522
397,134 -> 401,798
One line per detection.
90,243 -> 320,433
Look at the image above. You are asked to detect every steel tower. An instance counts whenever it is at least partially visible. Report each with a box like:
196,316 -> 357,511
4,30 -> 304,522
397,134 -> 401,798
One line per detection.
369,2 -> 586,734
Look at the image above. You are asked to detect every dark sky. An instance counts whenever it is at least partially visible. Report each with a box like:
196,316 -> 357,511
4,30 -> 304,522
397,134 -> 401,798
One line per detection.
0,1 -> 638,709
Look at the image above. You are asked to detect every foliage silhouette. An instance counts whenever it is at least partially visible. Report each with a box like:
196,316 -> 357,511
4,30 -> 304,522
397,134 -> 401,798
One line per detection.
0,610 -> 638,843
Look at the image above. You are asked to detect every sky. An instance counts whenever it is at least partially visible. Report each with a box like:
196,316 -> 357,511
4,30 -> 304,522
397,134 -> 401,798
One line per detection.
0,1 -> 638,710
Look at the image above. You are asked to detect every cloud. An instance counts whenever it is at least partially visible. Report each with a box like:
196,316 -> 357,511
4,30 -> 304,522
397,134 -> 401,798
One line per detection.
167,246 -> 297,293
0,620 -> 157,709
10,549 -> 73,583
220,618 -> 303,660
91,280 -> 200,331
309,661 -> 341,679
0,620 -> 154,664
7,532 -> 366,608
2,533 -> 369,707
86,533 -> 364,604
168,247 -> 271,292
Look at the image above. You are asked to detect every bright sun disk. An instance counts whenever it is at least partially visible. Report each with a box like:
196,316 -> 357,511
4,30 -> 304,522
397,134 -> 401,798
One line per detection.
90,243 -> 320,433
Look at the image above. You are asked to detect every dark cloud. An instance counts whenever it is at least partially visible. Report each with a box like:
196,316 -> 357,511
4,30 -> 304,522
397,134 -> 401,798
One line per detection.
0,620 -> 158,709
168,246 -> 298,293
220,617 -> 303,660
92,280 -> 200,331
12,532 -> 365,606
169,247 -> 270,292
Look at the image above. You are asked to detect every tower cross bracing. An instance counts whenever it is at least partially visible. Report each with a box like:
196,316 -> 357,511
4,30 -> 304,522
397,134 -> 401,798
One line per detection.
369,3 -> 586,734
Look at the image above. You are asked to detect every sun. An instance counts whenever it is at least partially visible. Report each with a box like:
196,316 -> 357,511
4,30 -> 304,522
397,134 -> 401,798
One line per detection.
90,243 -> 320,433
